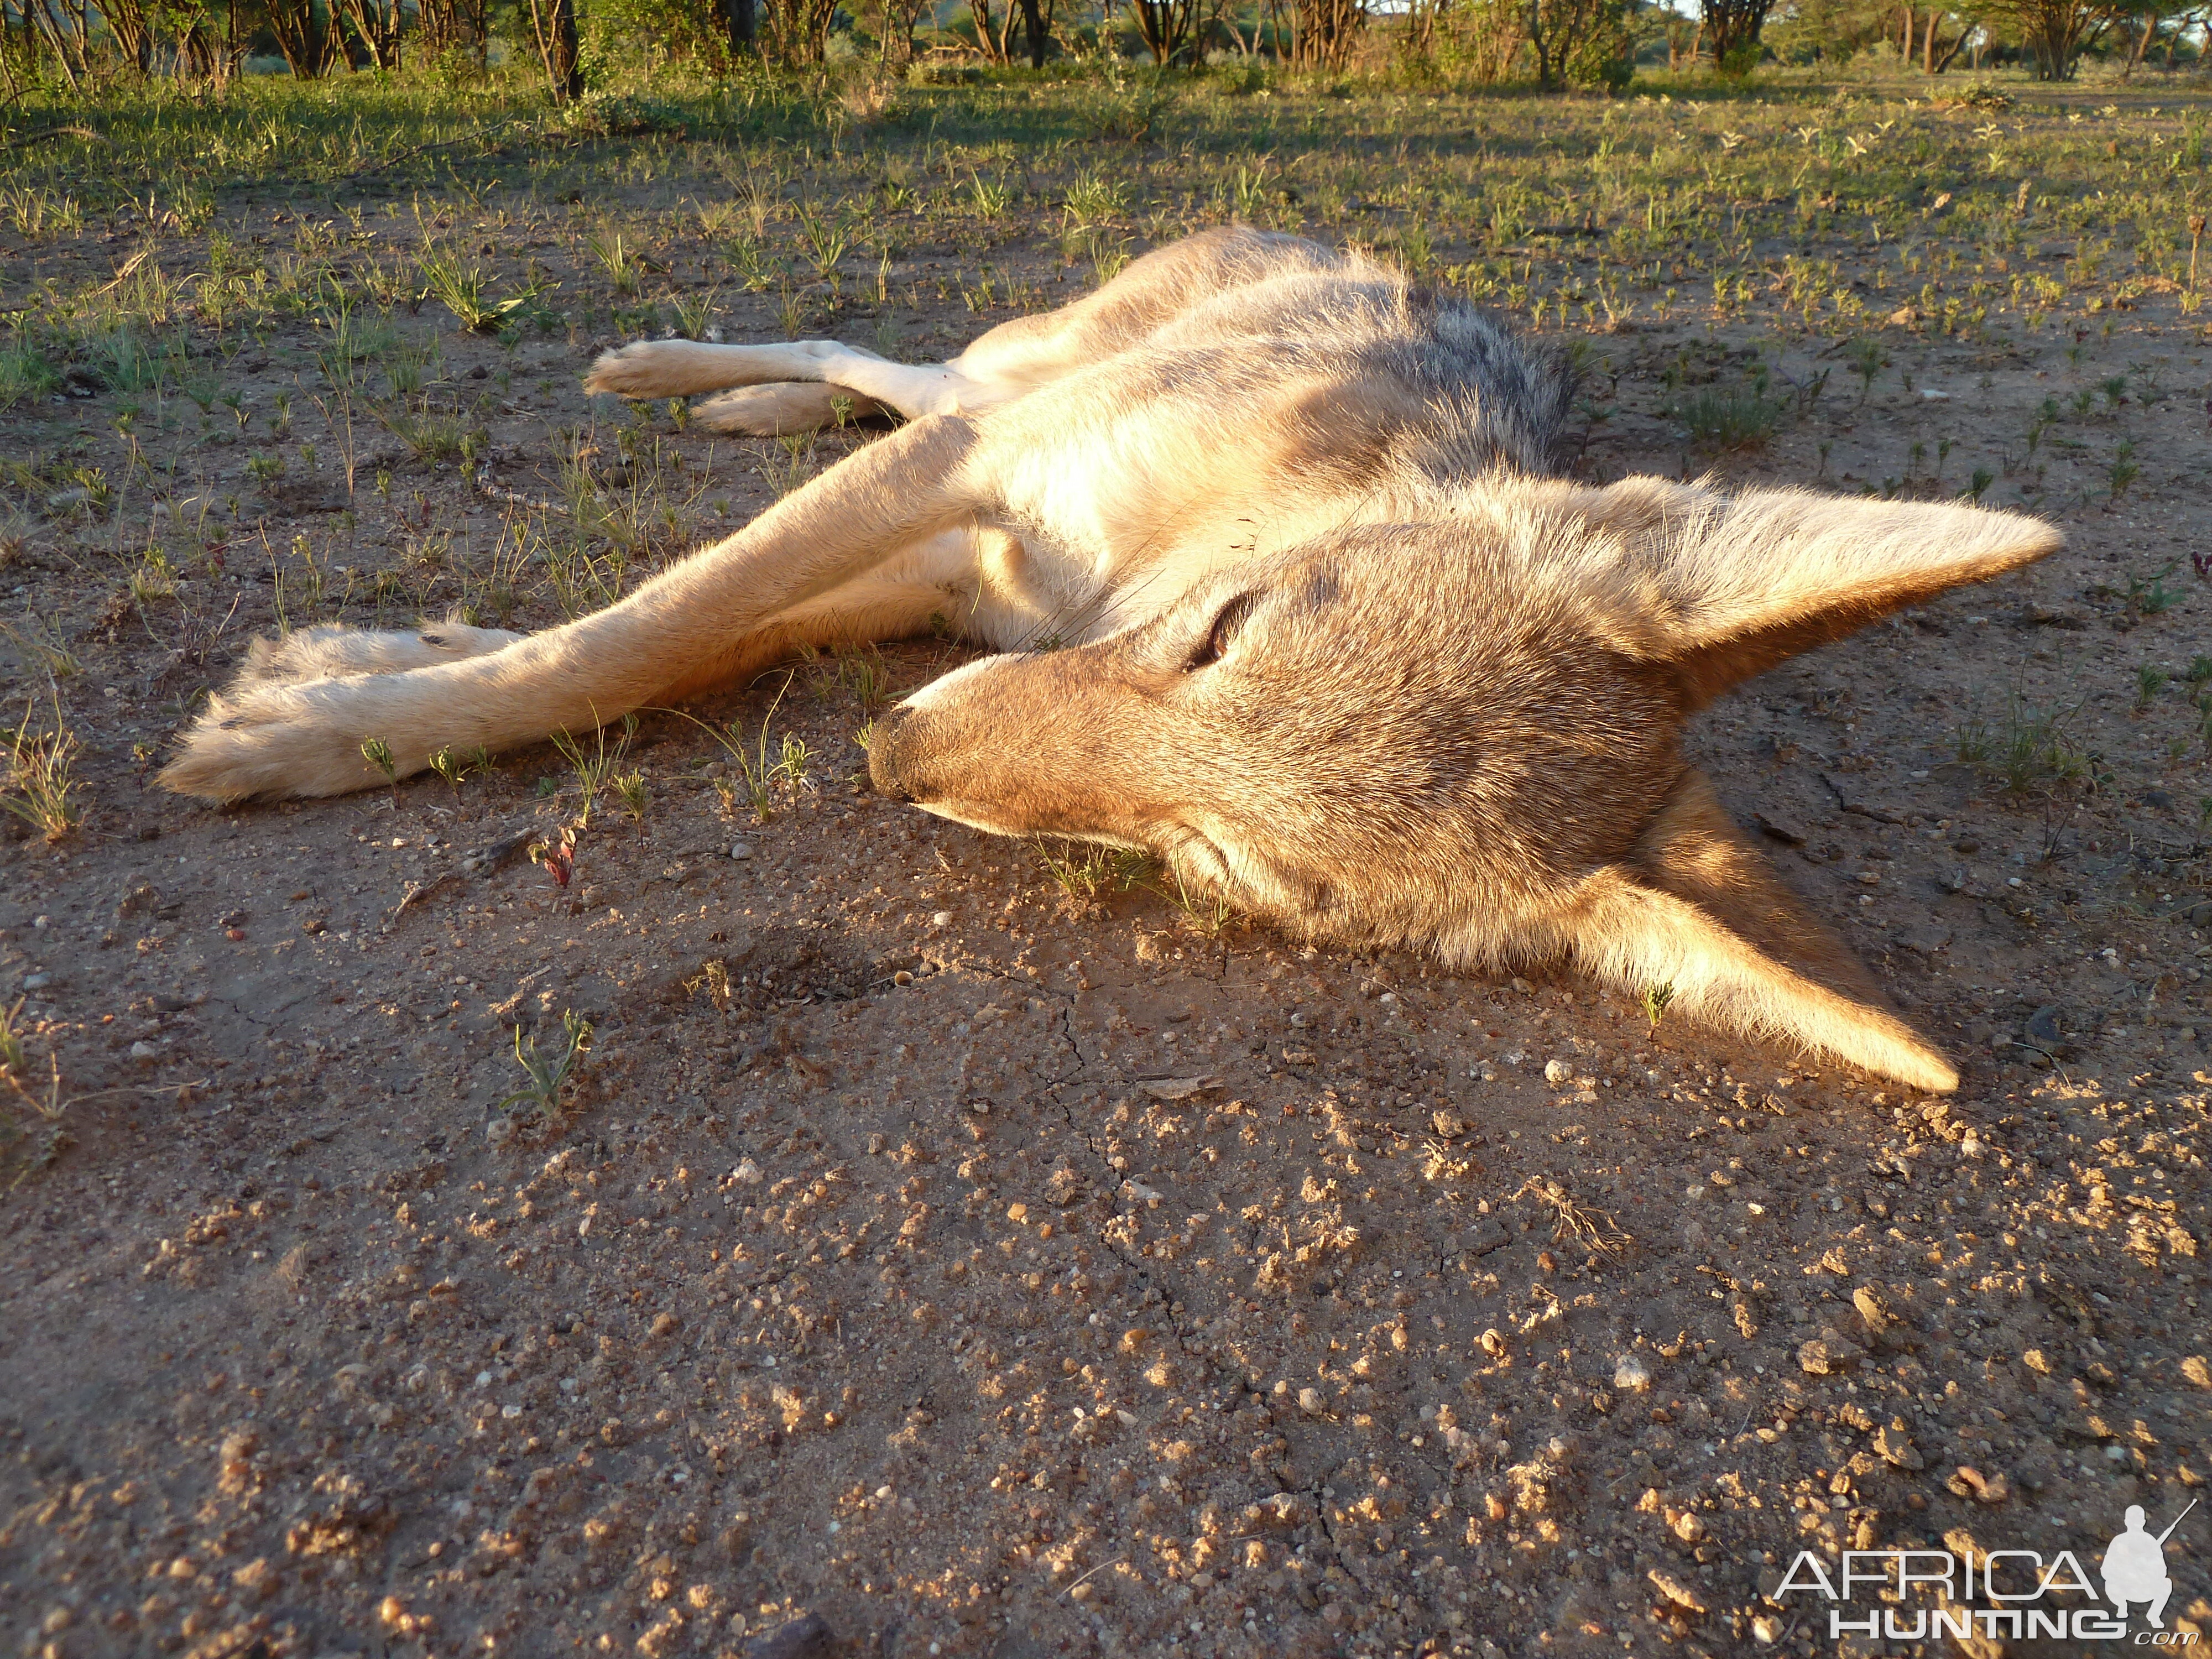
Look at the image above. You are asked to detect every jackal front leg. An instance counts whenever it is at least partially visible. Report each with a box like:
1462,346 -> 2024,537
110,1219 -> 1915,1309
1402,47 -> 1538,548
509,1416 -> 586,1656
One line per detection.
161,415 -> 985,802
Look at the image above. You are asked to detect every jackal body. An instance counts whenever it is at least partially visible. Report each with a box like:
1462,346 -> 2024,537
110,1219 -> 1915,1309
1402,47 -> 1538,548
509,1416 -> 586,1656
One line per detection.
163,229 -> 2059,1092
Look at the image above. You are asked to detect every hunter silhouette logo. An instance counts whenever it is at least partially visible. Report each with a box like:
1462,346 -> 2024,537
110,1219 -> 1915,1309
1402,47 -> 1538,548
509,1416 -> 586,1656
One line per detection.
1775,1499 -> 2199,1644
2106,1502 -> 2194,1631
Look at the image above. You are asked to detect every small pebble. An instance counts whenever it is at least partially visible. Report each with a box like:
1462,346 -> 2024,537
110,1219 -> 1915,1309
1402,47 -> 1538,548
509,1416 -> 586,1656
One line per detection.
1543,1058 -> 1571,1086
1797,1334 -> 1862,1375
1296,1387 -> 1325,1415
1647,1568 -> 1707,1612
1613,1354 -> 1652,1391
729,843 -> 753,860
931,911 -> 953,928
739,1611 -> 831,1659
1852,1286 -> 1895,1333
486,1117 -> 516,1147
129,1041 -> 158,1061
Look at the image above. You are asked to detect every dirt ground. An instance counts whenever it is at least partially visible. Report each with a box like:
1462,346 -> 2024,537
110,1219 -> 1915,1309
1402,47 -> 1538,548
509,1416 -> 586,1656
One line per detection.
4,82 -> 2212,1659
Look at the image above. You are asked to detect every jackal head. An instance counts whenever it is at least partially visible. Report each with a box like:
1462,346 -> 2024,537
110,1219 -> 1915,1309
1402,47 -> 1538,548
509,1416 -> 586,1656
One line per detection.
869,476 -> 2059,1092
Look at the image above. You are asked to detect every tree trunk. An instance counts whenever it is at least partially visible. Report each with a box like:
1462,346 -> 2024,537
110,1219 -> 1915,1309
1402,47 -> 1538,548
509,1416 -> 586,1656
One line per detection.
26,0 -> 88,88
2122,9 -> 2151,76
1930,14 -> 1968,69
968,0 -> 1008,61
1016,0 -> 1046,62
266,0 -> 328,79
555,0 -> 582,96
722,0 -> 754,56
528,0 -> 583,100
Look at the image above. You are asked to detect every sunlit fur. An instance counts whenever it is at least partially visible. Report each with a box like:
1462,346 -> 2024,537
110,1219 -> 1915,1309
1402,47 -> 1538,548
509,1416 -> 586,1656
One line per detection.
160,229 -> 2059,1090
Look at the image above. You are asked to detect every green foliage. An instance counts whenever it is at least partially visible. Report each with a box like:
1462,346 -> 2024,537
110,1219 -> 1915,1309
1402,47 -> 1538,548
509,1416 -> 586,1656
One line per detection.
1564,0 -> 1634,90
1674,385 -> 1783,451
0,336 -> 59,409
2127,561 -> 2180,617
1954,694 -> 2091,794
580,0 -> 730,79
494,1010 -> 594,1115
1528,0 -> 1632,90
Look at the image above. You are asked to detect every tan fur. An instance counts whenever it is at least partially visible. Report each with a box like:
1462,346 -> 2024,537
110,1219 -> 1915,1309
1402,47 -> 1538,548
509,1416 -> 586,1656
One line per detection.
160,229 -> 2060,1090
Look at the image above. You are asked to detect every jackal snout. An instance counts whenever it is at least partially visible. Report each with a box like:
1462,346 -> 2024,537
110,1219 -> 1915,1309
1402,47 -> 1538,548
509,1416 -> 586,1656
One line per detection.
868,649 -> 1181,841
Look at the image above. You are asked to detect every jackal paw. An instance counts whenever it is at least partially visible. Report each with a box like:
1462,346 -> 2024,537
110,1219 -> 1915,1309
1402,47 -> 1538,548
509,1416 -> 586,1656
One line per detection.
231,622 -> 520,691
160,682 -> 385,802
693,383 -> 879,437
582,340 -> 687,399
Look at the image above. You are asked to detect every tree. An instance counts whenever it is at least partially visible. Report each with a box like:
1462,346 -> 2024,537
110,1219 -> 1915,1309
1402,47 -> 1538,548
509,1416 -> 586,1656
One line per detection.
332,0 -> 404,68
416,0 -> 491,72
1457,0 -> 1531,77
760,0 -> 838,60
1699,0 -> 1774,67
1126,0 -> 1201,61
719,0 -> 755,59
525,0 -> 583,98
1528,0 -> 1630,85
1897,1 -> 1975,69
875,0 -> 929,60
2112,0 -> 2188,72
965,0 -> 1052,56
968,0 -> 1022,59
1986,0 -> 2109,75
1284,0 -> 1365,67
265,0 -> 335,77
1016,0 -> 1050,64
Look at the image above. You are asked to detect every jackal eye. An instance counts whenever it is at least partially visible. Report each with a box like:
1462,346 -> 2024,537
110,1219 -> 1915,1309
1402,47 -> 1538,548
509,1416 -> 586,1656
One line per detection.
1187,593 -> 1255,672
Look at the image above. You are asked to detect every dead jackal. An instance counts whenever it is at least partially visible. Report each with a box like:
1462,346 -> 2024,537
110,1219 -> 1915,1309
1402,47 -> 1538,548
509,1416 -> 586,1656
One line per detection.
161,229 -> 2058,1091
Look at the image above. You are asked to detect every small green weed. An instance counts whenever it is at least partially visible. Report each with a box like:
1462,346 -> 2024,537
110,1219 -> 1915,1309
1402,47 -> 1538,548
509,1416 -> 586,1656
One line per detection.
2127,561 -> 2180,617
1032,838 -> 1152,905
549,713 -> 636,826
1,693 -> 81,842
1956,693 -> 2090,794
1674,387 -> 1783,451
494,1010 -> 594,1115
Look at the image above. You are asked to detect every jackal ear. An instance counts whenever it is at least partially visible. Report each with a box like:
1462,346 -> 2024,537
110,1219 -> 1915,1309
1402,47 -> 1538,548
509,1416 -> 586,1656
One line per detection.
1588,479 -> 2061,707
1569,771 -> 1958,1093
